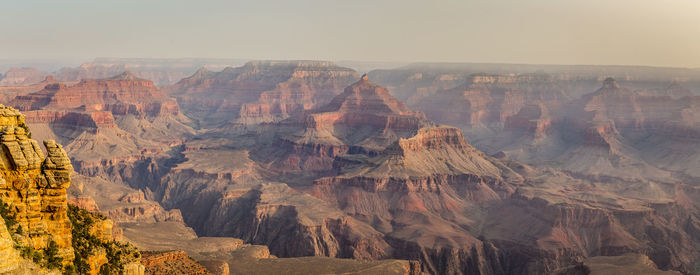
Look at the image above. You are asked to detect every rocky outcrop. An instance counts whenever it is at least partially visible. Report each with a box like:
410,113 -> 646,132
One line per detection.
141,250 -> 210,275
0,106 -> 74,264
7,72 -> 195,188
9,72 -> 184,149
12,71 -> 179,117
166,60 -> 359,126
258,75 -> 434,172
0,105 -> 145,273
199,260 -> 228,275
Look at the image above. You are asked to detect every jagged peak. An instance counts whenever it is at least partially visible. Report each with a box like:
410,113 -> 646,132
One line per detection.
321,75 -> 414,115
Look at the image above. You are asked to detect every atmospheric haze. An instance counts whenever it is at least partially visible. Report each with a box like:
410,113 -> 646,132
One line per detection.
1,0 -> 699,67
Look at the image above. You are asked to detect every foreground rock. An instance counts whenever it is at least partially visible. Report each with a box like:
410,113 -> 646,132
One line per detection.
0,105 -> 144,273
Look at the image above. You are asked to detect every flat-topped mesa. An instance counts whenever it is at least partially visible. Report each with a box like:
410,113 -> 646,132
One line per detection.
244,60 -> 344,70
166,60 -> 359,126
10,72 -> 179,130
413,73 -> 566,130
396,126 -> 471,152
465,73 -> 555,85
0,105 -> 75,265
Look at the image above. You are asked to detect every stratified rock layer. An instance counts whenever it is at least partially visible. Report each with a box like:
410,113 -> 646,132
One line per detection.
0,105 -> 74,264
166,60 -> 359,126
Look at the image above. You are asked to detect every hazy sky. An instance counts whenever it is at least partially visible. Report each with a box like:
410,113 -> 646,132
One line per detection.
1,0 -> 699,67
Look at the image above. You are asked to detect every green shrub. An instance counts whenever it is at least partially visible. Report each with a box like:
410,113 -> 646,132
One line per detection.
0,201 -> 17,229
68,204 -> 104,274
68,204 -> 140,274
44,240 -> 63,269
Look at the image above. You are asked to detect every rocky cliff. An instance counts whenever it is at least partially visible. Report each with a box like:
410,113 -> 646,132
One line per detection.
12,71 -> 179,118
0,105 -> 144,274
0,106 -> 75,265
255,75 -> 434,173
12,63 -> 699,275
411,73 -> 567,138
138,77 -> 698,275
166,60 -> 359,127
8,72 -> 194,186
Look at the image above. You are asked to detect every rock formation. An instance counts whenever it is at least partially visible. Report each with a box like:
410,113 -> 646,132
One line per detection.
9,61 -> 699,275
141,250 -> 210,275
8,72 -> 194,185
166,60 -> 359,127
0,105 -> 144,274
411,73 -> 568,137
0,106 -> 74,264
139,76 -> 698,274
256,75 -> 433,172
53,58 -> 245,87
0,67 -> 48,86
12,71 -> 179,117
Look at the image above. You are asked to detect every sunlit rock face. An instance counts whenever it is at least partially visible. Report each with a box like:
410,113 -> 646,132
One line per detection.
0,105 -> 74,265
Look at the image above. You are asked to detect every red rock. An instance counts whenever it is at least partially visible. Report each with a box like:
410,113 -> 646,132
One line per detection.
166,61 -> 359,126
11,71 -> 180,128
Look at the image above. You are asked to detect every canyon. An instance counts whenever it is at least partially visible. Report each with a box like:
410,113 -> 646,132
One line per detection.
0,61 -> 697,274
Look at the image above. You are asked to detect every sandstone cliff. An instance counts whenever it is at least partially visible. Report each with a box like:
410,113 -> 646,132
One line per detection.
0,105 -> 144,274
8,72 -> 195,187
0,106 -> 75,265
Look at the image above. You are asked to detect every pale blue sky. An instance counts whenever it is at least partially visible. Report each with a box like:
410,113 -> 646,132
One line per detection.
1,0 -> 699,67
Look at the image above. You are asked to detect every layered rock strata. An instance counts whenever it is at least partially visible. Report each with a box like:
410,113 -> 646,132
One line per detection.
166,60 -> 359,126
0,105 -> 74,264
